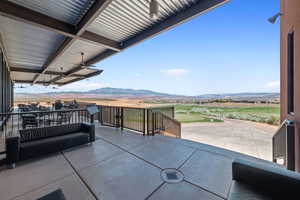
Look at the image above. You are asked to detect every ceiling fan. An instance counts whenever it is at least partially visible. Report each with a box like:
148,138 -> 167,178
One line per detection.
79,52 -> 97,69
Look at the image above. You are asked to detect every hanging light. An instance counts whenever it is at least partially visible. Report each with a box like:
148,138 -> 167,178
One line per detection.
150,0 -> 159,19
267,12 -> 283,24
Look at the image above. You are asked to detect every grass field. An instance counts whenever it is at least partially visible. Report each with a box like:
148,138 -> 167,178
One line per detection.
15,97 -> 280,125
174,103 -> 280,125
175,112 -> 223,123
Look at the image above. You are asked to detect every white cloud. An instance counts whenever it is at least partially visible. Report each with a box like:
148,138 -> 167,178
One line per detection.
60,81 -> 111,91
264,80 -> 280,90
161,68 -> 189,76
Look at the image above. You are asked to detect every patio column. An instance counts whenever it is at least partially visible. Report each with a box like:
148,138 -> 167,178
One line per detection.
280,0 -> 300,171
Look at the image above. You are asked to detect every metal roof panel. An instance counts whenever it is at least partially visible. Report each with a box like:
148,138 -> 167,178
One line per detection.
8,0 -> 96,25
48,39 -> 106,72
0,16 -> 65,70
86,0 -> 197,42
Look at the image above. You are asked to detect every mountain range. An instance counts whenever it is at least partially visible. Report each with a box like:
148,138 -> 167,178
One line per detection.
15,87 -> 279,101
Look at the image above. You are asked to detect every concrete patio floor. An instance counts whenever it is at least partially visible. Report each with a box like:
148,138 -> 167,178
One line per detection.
182,119 -> 277,161
0,125 -> 281,200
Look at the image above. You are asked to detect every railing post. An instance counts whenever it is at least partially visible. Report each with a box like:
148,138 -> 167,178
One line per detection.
121,108 -> 124,130
286,120 -> 295,171
143,109 -> 146,135
146,109 -> 149,135
99,106 -> 102,125
172,106 -> 175,119
152,112 -> 155,136
90,114 -> 94,124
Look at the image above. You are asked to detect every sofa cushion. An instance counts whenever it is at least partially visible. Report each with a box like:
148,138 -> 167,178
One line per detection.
20,127 -> 48,142
228,181 -> 271,200
19,132 -> 89,161
232,158 -> 300,199
20,123 -> 83,142
44,123 -> 82,137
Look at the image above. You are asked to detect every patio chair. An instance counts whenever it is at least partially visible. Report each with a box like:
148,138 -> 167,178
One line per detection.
229,158 -> 300,199
54,112 -> 72,125
54,100 -> 63,110
21,114 -> 38,129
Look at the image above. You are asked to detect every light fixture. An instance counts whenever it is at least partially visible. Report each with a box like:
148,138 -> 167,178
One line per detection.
150,0 -> 159,19
268,12 -> 283,24
79,52 -> 96,69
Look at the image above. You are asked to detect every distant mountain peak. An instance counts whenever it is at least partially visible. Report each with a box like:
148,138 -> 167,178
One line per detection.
86,87 -> 175,96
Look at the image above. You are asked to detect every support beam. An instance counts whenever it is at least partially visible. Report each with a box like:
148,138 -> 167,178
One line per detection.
10,67 -> 86,78
32,0 -> 113,84
0,1 -> 120,50
73,0 -> 229,66
81,31 -> 120,51
0,0 -> 75,37
0,33 -> 10,72
14,70 -> 102,86
58,70 -> 103,86
49,49 -> 113,84
122,0 -> 229,49
14,80 -> 51,85
48,0 -> 229,83
76,0 -> 113,35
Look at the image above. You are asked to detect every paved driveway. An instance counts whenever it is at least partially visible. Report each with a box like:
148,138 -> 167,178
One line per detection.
181,119 -> 278,161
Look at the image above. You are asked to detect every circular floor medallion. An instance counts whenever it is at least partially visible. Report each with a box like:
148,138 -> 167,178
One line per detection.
161,168 -> 184,183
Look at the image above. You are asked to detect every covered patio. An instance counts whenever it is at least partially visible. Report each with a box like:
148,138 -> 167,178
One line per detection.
0,125 -> 280,200
1,0 -> 300,199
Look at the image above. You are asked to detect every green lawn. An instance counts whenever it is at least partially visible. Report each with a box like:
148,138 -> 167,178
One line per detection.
176,113 -> 223,123
174,104 -> 280,125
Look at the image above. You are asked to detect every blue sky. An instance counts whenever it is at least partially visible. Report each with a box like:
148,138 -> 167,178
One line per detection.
17,0 -> 280,96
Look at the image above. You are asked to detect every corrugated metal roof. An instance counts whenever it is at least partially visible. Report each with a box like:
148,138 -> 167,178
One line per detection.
11,72 -> 37,81
0,16 -> 65,70
48,40 -> 107,72
8,0 -> 96,25
86,0 -> 198,42
1,0 -> 228,85
39,73 -> 59,82
56,76 -> 79,84
11,72 -> 59,82
74,68 -> 98,76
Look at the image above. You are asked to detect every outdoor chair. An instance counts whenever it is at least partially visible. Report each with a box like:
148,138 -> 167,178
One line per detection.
229,158 -> 300,200
56,112 -> 72,124
54,100 -> 63,110
21,114 -> 38,129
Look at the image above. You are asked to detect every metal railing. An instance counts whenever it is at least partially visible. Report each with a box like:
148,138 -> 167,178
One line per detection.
148,111 -> 181,138
99,106 -> 121,128
1,104 -> 181,143
122,107 -> 146,133
96,105 -> 180,137
0,109 -> 92,138
272,119 -> 295,171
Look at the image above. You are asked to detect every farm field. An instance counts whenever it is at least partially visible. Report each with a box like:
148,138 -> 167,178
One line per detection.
15,97 -> 280,125
175,112 -> 223,123
174,103 -> 280,125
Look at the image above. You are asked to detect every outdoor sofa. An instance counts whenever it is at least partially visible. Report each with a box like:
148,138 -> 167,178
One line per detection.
6,123 -> 95,167
229,158 -> 300,199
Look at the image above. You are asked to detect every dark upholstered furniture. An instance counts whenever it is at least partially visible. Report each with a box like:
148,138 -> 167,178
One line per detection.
6,123 -> 95,166
37,189 -> 66,200
229,158 -> 300,200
